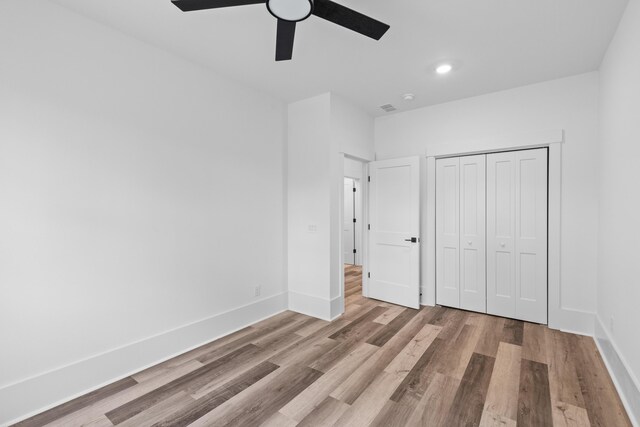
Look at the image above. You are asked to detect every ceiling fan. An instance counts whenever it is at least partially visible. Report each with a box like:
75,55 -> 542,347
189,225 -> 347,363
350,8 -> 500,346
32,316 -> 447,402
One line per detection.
171,0 -> 390,61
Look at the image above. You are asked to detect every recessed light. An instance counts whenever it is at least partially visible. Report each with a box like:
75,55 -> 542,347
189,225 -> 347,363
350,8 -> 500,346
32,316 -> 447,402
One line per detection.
403,93 -> 415,101
435,63 -> 453,75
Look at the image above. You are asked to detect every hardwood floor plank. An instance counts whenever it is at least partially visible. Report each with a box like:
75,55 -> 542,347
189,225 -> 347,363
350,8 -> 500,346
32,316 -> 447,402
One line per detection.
151,361 -> 279,427
482,342 -> 522,423
517,359 -> 553,427
296,396 -> 350,427
279,342 -> 378,422
370,396 -> 419,427
545,329 -> 586,409
389,337 -> 444,402
552,401 -> 591,427
404,372 -> 461,427
328,305 -> 387,341
572,335 -> 632,427
259,411 -> 298,427
501,319 -> 524,346
522,322 -> 548,364
384,323 -> 442,377
105,344 -> 264,424
13,377 -> 137,427
474,315 -> 506,358
192,364 -> 323,427
366,308 -> 419,347
373,305 -> 405,325
443,353 -> 496,427
119,391 -> 194,427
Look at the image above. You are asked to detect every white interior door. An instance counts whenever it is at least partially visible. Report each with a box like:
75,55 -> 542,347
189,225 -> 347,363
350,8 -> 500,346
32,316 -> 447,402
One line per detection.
460,155 -> 486,312
343,178 -> 355,265
369,157 -> 420,309
436,157 -> 460,308
487,148 -> 548,323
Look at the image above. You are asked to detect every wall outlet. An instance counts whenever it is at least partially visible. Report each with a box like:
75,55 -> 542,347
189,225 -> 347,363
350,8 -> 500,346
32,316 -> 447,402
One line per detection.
254,285 -> 261,297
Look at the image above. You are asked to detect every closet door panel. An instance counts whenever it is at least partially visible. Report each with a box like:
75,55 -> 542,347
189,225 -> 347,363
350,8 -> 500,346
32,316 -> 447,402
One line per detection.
487,152 -> 517,318
436,157 -> 460,308
459,155 -> 486,312
515,149 -> 548,323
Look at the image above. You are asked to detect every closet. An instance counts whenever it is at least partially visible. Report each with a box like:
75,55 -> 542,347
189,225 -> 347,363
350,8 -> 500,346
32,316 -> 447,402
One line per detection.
435,148 -> 548,324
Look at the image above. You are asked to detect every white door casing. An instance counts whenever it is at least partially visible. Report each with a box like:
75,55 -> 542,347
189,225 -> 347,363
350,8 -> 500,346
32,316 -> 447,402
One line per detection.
435,157 -> 460,308
369,157 -> 421,309
343,178 -> 355,265
459,155 -> 487,312
487,148 -> 548,323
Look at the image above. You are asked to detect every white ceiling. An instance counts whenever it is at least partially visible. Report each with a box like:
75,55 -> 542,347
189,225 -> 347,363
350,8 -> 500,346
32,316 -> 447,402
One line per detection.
51,0 -> 628,116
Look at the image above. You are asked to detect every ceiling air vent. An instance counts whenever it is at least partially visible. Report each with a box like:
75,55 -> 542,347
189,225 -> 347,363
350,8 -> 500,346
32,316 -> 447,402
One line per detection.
380,104 -> 397,113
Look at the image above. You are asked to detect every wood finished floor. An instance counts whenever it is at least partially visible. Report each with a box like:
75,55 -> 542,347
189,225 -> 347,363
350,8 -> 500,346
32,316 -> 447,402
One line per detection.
15,265 -> 631,427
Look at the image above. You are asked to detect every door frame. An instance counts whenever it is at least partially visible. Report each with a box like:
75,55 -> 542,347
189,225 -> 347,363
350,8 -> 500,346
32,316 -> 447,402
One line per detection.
424,129 -> 579,331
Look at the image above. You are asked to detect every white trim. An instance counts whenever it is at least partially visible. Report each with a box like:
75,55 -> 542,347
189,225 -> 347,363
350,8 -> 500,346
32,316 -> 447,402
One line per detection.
0,292 -> 288,426
425,129 -> 564,157
288,290 -> 333,321
424,129 -> 593,333
594,316 -> 640,427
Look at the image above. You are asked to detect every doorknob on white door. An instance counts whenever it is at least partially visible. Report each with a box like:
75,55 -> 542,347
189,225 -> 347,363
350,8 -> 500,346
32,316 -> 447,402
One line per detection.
500,242 -> 506,247
467,241 -> 472,245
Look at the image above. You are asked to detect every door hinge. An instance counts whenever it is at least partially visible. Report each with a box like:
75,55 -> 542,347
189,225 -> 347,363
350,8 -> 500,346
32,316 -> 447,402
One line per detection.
353,187 -> 356,193
353,218 -> 356,223
368,224 -> 370,230
368,272 -> 371,278
368,176 -> 371,182
353,249 -> 357,254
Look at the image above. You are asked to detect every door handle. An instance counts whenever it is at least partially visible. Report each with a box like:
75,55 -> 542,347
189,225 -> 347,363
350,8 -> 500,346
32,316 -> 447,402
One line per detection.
404,237 -> 418,243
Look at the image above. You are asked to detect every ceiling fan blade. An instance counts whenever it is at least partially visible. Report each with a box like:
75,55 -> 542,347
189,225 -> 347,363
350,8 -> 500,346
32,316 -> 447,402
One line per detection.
312,0 -> 389,40
276,20 -> 296,61
172,0 -> 265,12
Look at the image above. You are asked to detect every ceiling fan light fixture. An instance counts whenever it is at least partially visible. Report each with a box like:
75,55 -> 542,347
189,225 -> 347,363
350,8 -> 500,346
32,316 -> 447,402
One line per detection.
267,0 -> 313,22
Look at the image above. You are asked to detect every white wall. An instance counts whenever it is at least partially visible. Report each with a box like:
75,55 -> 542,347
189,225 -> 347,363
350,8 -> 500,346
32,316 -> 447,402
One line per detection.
288,93 -> 373,320
597,0 -> 640,422
0,1 -> 286,424
375,72 -> 600,333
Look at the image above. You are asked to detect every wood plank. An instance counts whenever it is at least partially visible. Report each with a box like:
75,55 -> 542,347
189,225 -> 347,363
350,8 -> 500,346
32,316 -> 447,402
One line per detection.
384,323 -> 442,377
442,353 -> 496,427
366,308 -> 419,347
190,364 -> 323,426
501,319 -> 524,346
328,305 -> 387,341
389,337 -> 444,402
105,344 -> 264,424
297,396 -> 350,427
280,342 -> 378,422
404,373 -> 461,427
517,359 -> 553,427
13,377 -> 137,427
151,361 -> 279,427
259,411 -> 298,427
545,328 -> 586,409
481,342 -> 522,423
119,391 -> 194,427
572,335 -> 632,427
552,401 -> 591,427
474,315 -> 506,358
522,322 -> 548,364
373,305 -> 405,325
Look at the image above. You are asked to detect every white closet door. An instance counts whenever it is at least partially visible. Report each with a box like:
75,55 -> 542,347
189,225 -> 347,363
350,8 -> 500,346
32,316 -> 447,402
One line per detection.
514,149 -> 548,323
436,157 -> 460,308
487,152 -> 517,318
459,155 -> 486,312
487,148 -> 548,323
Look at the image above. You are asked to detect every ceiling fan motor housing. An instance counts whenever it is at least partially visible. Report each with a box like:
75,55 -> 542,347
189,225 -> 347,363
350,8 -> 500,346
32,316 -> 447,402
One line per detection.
267,0 -> 314,22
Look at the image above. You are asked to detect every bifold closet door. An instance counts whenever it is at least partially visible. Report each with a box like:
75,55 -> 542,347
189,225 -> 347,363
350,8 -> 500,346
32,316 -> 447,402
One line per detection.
459,155 -> 486,312
436,157 -> 460,308
487,148 -> 548,324
436,155 -> 486,312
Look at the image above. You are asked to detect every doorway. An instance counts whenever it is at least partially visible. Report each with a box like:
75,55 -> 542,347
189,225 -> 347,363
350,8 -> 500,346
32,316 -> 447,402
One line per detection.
343,158 -> 364,309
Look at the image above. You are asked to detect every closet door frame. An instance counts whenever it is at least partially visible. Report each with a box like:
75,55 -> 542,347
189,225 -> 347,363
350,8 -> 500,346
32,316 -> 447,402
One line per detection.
425,130 -> 569,331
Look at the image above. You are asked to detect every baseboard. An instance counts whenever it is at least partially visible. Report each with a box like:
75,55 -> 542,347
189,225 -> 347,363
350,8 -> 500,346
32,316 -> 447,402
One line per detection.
0,292 -> 288,427
550,307 -> 595,336
330,296 -> 344,320
594,316 -> 640,427
288,290 -> 332,321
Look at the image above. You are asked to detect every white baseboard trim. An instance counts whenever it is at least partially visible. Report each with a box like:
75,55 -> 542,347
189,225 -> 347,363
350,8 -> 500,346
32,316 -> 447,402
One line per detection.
288,290 -> 333,321
594,316 -> 640,427
551,307 -> 595,336
0,292 -> 288,427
